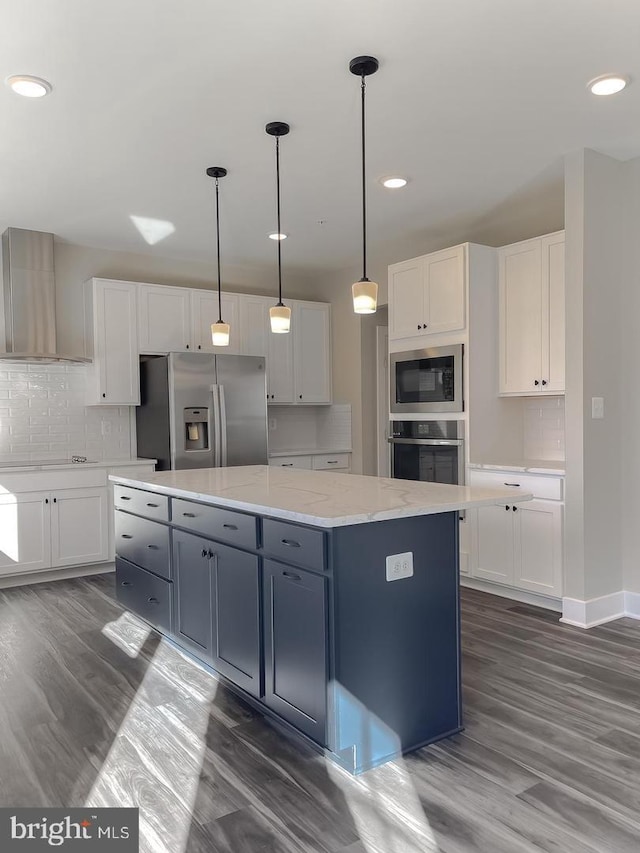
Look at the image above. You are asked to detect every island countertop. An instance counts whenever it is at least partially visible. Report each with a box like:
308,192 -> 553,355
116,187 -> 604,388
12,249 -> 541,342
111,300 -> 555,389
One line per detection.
109,465 -> 532,528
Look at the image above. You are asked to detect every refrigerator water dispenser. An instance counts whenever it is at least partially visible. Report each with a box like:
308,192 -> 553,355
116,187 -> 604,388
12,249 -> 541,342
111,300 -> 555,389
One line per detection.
184,408 -> 209,452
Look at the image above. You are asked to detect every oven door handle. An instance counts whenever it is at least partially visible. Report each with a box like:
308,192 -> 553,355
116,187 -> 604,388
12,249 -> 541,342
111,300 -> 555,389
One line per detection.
387,438 -> 464,446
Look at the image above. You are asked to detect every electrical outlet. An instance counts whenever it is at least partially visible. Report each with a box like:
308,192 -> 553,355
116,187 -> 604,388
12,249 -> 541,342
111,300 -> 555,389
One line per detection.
269,418 -> 277,430
385,551 -> 414,582
101,420 -> 112,436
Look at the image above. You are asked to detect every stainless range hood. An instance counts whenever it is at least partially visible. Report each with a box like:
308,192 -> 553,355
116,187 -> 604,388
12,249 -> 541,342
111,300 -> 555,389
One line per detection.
1,228 -> 90,363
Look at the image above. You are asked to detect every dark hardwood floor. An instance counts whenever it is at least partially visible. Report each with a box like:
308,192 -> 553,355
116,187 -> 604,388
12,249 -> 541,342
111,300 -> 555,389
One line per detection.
1,575 -> 640,852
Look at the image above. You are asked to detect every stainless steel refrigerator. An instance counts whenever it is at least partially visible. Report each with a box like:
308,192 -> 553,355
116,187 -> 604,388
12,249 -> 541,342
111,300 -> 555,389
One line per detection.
136,352 -> 268,470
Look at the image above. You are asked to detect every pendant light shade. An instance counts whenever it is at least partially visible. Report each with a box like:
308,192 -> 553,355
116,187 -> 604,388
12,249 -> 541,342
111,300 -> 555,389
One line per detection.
349,55 -> 379,315
206,166 -> 230,346
266,121 -> 291,334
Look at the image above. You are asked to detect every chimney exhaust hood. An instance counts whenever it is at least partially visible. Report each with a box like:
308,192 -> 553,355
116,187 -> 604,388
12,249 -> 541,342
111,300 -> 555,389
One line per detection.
1,228 -> 89,363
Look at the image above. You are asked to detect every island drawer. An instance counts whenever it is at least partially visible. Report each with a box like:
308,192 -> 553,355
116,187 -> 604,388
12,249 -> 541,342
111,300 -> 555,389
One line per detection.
114,485 -> 169,522
116,557 -> 172,633
468,469 -> 562,501
115,512 -> 171,579
171,498 -> 258,550
262,519 -> 326,572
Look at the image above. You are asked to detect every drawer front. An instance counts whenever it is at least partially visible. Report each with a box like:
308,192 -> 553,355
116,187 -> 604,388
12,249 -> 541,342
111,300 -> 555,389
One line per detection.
113,485 -> 169,521
116,557 -> 172,633
262,518 -> 326,572
468,469 -> 563,501
312,453 -> 350,471
115,512 -> 171,579
0,468 -> 106,494
171,498 -> 258,550
268,456 -> 313,469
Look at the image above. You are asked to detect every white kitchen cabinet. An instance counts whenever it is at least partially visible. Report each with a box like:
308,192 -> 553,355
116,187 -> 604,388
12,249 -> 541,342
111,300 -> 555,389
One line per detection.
84,278 -> 140,405
267,324 -> 295,404
191,290 -> 241,354
474,503 -> 514,585
389,245 -> 466,341
293,301 -> 332,404
514,499 -> 563,596
239,295 -> 270,358
499,231 -> 565,395
0,492 -> 50,575
138,284 -> 192,353
50,487 -> 109,568
468,469 -> 563,598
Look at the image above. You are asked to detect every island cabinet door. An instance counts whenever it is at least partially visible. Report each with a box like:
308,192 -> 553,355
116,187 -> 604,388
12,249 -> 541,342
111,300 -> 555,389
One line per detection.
209,542 -> 262,697
262,559 -> 328,745
172,529 -> 214,663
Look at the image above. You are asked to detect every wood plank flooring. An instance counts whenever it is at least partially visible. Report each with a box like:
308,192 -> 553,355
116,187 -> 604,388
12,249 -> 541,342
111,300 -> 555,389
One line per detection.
1,576 -> 640,852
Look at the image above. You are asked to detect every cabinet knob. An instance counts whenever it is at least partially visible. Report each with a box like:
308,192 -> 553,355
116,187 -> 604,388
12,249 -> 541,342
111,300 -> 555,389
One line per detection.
505,505 -> 510,511
45,498 -> 49,504
417,324 -> 421,330
201,548 -> 208,558
207,549 -> 215,559
198,345 -> 201,350
513,505 -> 518,512
186,344 -> 190,349
542,380 -> 548,386
534,380 -> 540,386
299,394 -> 303,400
102,393 -> 106,398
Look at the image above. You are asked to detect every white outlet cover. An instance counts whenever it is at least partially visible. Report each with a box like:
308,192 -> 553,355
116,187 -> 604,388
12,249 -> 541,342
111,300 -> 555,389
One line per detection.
386,551 -> 414,582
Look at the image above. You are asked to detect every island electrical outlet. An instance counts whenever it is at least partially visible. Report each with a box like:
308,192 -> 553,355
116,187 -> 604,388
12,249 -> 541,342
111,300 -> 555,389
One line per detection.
386,552 -> 414,581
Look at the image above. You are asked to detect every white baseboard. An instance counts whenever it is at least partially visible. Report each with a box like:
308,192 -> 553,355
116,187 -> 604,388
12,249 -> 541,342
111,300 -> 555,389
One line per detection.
460,577 -> 562,612
561,590 -> 640,628
0,562 -> 115,590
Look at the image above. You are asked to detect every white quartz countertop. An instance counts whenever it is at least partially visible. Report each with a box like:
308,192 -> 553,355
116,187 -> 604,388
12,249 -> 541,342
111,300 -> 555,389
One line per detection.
0,458 -> 156,474
110,465 -> 533,528
468,461 -> 565,476
268,448 -> 352,458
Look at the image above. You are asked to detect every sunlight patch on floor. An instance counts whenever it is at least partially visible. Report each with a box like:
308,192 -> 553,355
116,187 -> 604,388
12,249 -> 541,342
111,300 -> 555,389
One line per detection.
101,611 -> 152,658
86,639 -> 217,853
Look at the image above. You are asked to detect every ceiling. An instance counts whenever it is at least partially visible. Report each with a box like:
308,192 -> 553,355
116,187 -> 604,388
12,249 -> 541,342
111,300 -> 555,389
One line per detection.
2,0 -> 640,274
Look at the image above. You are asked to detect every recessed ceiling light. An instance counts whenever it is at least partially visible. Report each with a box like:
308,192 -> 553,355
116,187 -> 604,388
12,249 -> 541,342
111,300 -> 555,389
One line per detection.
6,74 -> 52,98
269,232 -> 287,240
588,74 -> 629,96
381,176 -> 408,189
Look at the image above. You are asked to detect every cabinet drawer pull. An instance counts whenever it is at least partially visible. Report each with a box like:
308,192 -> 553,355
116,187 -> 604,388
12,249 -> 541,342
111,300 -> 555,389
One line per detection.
283,571 -> 301,581
121,534 -> 133,539
281,463 -> 294,467
281,538 -> 301,548
119,496 -> 131,501
121,581 -> 132,587
222,523 -> 238,530
147,544 -> 159,550
503,483 -> 521,487
182,512 -> 196,518
148,597 -> 159,604
146,502 -> 159,508
326,460 -> 339,464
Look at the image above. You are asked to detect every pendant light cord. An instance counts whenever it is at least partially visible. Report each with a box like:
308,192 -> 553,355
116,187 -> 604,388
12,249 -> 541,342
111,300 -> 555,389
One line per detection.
215,177 -> 222,323
361,74 -> 367,282
275,136 -> 283,305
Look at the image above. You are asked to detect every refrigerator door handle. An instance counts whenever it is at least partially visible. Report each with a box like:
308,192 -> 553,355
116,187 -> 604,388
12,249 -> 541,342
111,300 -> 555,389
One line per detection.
211,384 -> 222,467
218,384 -> 228,466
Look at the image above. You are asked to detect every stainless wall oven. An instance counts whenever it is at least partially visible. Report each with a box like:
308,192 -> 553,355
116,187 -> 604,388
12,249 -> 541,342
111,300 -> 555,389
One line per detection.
390,344 -> 463,414
389,420 -> 465,485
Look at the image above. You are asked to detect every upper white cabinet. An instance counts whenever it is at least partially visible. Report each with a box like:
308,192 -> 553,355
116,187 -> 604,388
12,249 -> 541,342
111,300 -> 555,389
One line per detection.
499,231 -> 565,395
191,290 -> 241,354
239,295 -> 270,358
84,278 -> 140,405
293,302 -> 332,404
138,284 -> 192,353
389,245 -> 466,341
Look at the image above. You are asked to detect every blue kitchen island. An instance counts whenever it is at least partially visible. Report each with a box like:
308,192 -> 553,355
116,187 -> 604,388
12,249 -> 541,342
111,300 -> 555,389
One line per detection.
110,465 -> 529,774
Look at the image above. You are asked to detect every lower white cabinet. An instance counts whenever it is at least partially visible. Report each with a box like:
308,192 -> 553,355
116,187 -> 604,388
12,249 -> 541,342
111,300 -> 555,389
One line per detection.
0,487 -> 109,576
0,492 -> 51,574
468,469 -> 563,598
50,487 -> 109,567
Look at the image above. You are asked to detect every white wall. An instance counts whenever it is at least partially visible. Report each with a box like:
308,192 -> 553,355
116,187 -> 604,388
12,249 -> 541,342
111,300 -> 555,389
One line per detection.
564,149 -> 630,601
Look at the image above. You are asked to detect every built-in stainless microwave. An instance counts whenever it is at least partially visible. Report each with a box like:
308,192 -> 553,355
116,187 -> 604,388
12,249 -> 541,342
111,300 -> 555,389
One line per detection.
390,344 -> 464,414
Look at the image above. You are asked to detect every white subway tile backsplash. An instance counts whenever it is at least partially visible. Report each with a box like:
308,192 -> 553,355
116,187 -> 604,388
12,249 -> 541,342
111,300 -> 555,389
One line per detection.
267,403 -> 352,454
523,396 -> 565,461
0,364 -> 132,463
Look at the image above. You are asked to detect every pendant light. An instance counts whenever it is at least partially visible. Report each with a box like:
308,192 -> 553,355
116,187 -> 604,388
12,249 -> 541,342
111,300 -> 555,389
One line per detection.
349,55 -> 379,314
266,121 -> 291,333
206,166 -> 230,346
